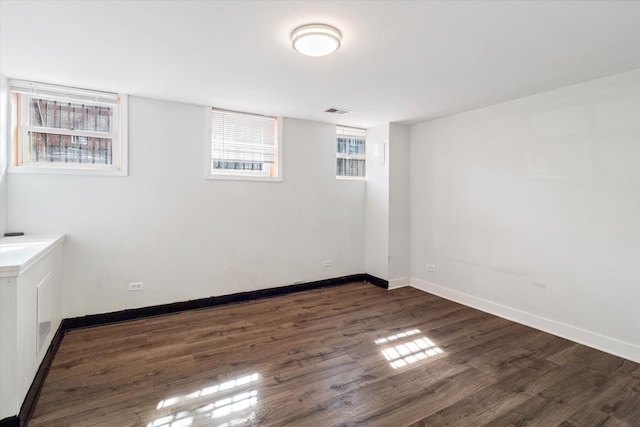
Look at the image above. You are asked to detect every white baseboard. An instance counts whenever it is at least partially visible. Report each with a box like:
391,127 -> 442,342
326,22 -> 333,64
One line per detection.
388,277 -> 409,290
410,277 -> 640,364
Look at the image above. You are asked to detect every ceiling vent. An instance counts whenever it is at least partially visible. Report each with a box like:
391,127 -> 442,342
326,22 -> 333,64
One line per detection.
325,108 -> 352,115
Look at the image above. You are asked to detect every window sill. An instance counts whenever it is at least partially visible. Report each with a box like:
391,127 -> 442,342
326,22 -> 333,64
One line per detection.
206,174 -> 282,183
8,166 -> 128,177
336,176 -> 366,181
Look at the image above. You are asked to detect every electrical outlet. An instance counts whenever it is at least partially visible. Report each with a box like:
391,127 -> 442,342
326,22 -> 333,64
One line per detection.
128,282 -> 144,291
323,260 -> 332,267
426,264 -> 436,272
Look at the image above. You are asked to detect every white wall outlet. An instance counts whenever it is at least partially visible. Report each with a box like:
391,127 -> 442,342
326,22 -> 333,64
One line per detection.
128,282 -> 144,291
426,264 -> 436,272
323,260 -> 333,267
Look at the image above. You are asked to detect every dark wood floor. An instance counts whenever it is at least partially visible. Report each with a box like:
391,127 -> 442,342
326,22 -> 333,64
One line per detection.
30,282 -> 640,426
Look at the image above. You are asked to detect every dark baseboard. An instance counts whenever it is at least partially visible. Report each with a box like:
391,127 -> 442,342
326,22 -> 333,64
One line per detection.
63,273 -> 371,331
0,416 -> 19,427
16,273 -> 384,426
364,273 -> 388,289
11,322 -> 65,427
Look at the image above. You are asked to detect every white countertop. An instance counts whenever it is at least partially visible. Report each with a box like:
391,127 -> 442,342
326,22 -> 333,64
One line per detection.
0,234 -> 65,278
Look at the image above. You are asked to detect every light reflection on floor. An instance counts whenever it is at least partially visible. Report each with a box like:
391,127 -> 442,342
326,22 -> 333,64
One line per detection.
147,373 -> 260,427
375,329 -> 443,369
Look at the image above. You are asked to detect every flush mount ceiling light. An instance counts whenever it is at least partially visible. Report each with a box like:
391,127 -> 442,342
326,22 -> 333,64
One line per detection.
291,24 -> 341,57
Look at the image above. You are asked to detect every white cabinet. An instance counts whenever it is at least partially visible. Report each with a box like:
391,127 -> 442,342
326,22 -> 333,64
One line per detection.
0,235 -> 64,420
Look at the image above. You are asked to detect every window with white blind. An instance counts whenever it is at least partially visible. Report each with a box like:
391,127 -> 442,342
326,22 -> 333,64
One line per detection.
9,79 -> 127,175
208,109 -> 281,181
336,125 -> 366,179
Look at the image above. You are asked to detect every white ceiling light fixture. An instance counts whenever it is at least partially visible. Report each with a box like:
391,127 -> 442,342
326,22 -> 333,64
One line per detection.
291,24 -> 341,57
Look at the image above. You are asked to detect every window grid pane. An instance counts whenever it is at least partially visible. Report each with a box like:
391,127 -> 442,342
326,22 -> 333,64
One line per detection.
337,158 -> 366,177
212,161 -> 264,171
336,126 -> 366,178
9,79 -> 125,174
336,137 -> 365,156
29,98 -> 113,133
28,132 -> 112,164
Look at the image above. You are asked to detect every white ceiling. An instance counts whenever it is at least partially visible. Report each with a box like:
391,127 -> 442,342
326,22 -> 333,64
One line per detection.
1,1 -> 640,128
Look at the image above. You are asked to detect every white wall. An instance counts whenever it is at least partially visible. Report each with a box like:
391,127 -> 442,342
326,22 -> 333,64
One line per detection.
364,123 -> 410,286
388,123 -> 410,286
0,74 -> 8,237
7,96 -> 366,318
365,124 -> 390,280
410,69 -> 640,362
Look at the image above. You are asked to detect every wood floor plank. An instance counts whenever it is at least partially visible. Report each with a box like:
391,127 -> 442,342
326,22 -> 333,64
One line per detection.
561,374 -> 640,427
28,282 -> 640,427
407,383 -> 531,427
559,406 -> 634,427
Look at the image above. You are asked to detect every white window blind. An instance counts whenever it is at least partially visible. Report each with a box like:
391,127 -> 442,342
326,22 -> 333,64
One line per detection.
210,109 -> 279,179
336,125 -> 366,179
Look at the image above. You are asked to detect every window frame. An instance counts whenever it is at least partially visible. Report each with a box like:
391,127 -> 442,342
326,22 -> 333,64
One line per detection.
336,125 -> 366,180
205,108 -> 283,182
8,80 -> 128,176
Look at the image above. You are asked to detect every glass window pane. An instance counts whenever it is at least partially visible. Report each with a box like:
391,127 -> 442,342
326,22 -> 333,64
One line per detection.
28,132 -> 112,164
336,158 -> 365,177
30,98 -> 113,133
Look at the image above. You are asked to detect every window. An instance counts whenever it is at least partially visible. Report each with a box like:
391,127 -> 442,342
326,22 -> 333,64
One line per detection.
208,109 -> 281,181
336,125 -> 366,179
9,80 -> 127,175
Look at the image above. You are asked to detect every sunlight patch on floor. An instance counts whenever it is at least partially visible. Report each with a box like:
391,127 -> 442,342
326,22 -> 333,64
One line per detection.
148,373 -> 260,427
375,329 -> 443,369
